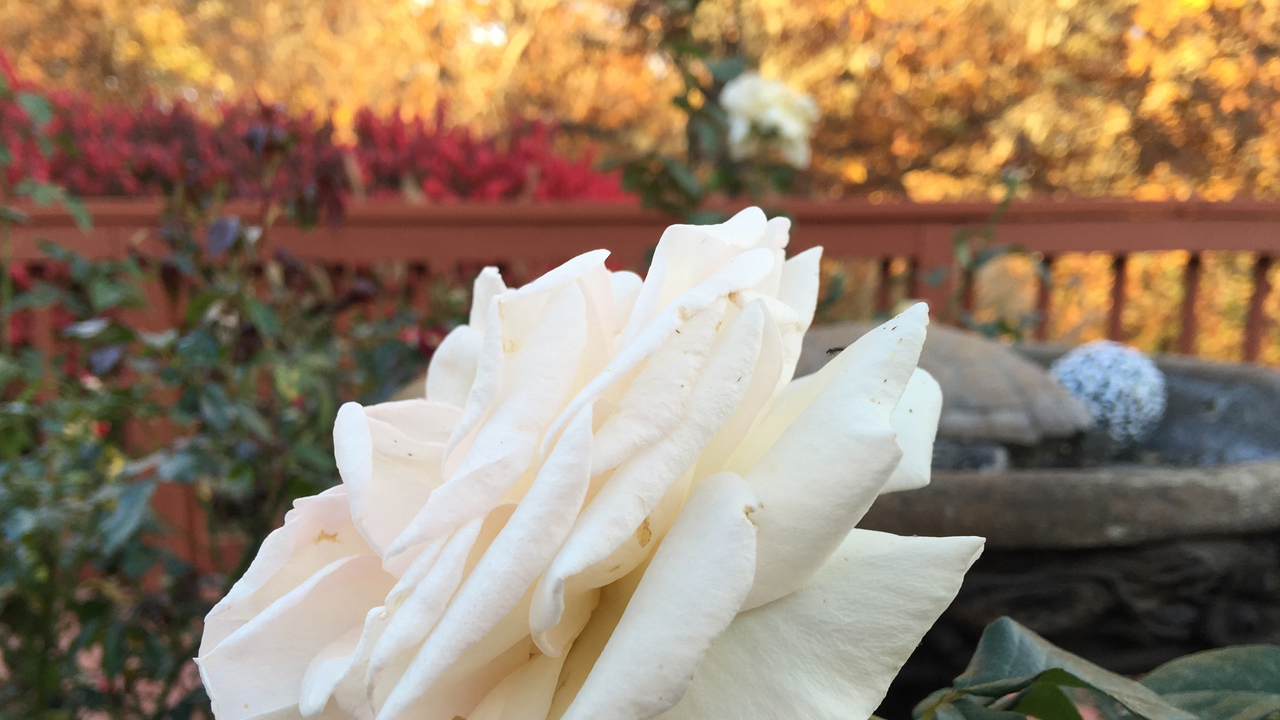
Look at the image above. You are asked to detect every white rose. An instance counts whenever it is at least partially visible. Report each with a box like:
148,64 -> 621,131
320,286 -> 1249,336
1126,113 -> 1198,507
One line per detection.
196,207 -> 983,720
720,72 -> 820,170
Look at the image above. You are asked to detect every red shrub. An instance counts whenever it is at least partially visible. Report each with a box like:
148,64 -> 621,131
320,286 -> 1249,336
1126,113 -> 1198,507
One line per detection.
2,84 -> 625,206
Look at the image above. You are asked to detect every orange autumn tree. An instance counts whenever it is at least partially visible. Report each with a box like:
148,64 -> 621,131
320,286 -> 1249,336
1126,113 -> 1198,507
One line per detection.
0,0 -> 682,147
8,0 -> 1280,200
700,0 -> 1280,201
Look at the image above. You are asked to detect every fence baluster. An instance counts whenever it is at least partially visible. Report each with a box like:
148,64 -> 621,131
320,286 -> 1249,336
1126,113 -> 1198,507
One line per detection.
1179,252 -> 1203,355
1108,253 -> 1128,341
876,257 -> 893,314
1035,254 -> 1054,341
1245,253 -> 1274,363
408,262 -> 428,312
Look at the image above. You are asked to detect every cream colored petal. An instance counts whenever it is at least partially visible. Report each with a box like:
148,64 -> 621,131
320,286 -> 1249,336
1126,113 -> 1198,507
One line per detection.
547,567 -> 642,720
542,247 -> 776,457
518,249 -> 611,297
236,703 -> 348,720
657,530 -> 983,720
387,282 -> 589,561
693,304 -> 782,478
425,326 -> 483,408
425,267 -> 508,407
469,651 -> 570,720
560,473 -> 760,720
608,271 -> 643,334
334,401 -> 450,558
622,209 -> 769,342
445,251 -> 606,471
741,303 -> 928,611
201,489 -> 373,654
442,300 -> 503,465
362,636 -> 538,720
590,301 -> 723,476
299,608 -> 382,716
782,136 -> 812,169
531,303 -> 766,644
375,407 -> 593,718
762,216 -> 792,250
368,517 -> 484,686
470,266 -> 508,331
197,555 -> 395,720
882,368 -> 943,494
363,399 -> 460,444
778,247 -> 821,342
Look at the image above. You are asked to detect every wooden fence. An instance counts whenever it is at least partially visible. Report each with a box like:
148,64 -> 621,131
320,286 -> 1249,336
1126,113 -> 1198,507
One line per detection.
11,197 -> 1280,361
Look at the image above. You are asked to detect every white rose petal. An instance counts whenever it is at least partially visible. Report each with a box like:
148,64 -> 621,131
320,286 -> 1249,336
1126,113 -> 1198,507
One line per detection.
882,368 -> 944,493
720,72 -> 819,169
655,530 -> 984,720
560,473 -> 760,720
199,207 -> 983,720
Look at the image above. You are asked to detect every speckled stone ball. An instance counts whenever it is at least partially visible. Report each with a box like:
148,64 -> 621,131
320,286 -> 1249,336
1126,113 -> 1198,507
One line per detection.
1050,340 -> 1167,445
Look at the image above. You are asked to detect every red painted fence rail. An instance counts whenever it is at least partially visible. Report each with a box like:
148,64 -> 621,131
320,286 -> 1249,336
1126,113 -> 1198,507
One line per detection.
11,197 -> 1280,361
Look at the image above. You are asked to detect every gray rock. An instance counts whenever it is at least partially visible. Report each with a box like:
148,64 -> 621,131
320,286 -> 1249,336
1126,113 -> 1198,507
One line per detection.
1019,346 -> 1280,467
859,460 -> 1280,549
932,439 -> 1010,472
800,323 -> 1093,445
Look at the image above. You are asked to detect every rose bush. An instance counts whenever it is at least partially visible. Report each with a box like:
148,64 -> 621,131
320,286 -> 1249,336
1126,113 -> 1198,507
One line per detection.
720,72 -> 820,171
196,207 -> 984,720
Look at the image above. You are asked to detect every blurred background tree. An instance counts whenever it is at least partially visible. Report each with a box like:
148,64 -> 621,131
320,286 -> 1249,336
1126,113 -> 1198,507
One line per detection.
7,0 -> 1280,202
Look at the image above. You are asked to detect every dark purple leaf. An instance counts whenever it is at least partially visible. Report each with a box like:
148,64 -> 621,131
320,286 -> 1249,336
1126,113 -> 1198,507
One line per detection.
88,344 -> 125,375
206,216 -> 240,258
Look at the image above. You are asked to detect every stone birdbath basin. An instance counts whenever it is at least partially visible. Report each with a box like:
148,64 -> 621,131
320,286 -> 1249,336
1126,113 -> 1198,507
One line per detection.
797,325 -> 1280,719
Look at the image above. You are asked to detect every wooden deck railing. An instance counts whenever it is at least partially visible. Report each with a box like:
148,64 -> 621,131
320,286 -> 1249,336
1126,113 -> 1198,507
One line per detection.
10,197 -> 1280,361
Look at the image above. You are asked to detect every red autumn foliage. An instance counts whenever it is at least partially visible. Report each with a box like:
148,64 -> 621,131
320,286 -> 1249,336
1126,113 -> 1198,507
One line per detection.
2,85 -> 625,208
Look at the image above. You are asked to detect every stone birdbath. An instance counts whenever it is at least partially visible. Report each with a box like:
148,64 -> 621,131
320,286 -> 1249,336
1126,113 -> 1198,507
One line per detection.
799,324 -> 1280,719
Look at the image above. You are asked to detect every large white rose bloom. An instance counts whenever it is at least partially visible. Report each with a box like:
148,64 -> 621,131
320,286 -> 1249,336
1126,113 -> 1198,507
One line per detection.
720,72 -> 820,170
196,208 -> 984,720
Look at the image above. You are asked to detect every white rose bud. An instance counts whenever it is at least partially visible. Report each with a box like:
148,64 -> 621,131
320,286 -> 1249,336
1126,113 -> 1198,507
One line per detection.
720,72 -> 820,170
196,208 -> 984,720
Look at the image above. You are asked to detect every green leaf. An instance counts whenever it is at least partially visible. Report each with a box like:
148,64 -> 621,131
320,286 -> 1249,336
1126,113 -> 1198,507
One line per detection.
952,696 -> 1028,720
1014,679 -> 1085,720
199,384 -> 234,431
660,156 -> 702,200
693,118 -> 719,157
293,442 -> 335,473
59,194 -> 92,232
1158,691 -> 1280,720
916,689 -> 954,719
89,277 -> 128,312
239,406 -> 275,443
15,92 -> 53,130
184,292 -> 221,325
707,57 -> 746,83
956,619 -> 1196,720
1142,646 -> 1280,720
1142,646 -> 1280,695
661,38 -> 707,59
243,298 -> 280,339
102,622 -> 126,677
100,481 -> 155,553
15,179 -> 59,206
0,204 -> 29,224
10,282 -> 60,310
686,209 -> 729,225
